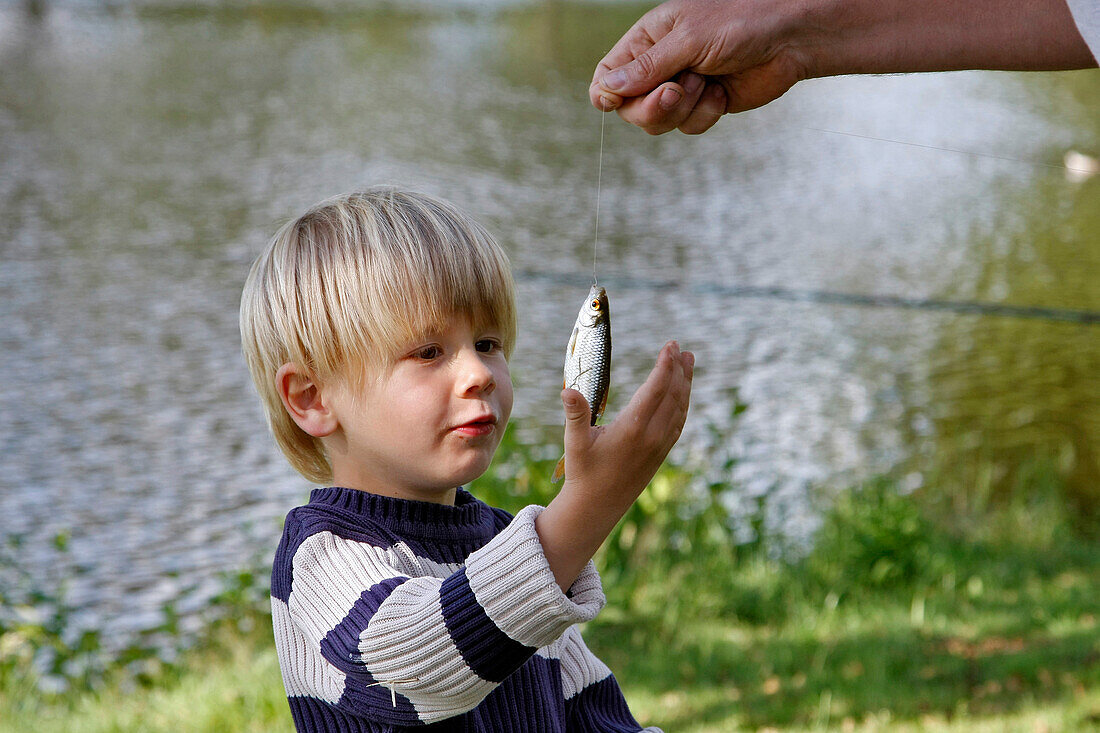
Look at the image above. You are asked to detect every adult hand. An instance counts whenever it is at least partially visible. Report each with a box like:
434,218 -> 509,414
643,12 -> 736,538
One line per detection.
589,0 -> 813,135
590,0 -> 1097,136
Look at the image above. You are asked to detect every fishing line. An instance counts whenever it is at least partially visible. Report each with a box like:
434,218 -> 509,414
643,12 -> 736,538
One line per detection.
669,103 -> 1095,176
592,103 -> 607,286
800,125 -> 1090,174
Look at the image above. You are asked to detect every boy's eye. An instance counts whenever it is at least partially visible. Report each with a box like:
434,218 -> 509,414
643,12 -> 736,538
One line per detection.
416,345 -> 442,360
475,339 -> 501,353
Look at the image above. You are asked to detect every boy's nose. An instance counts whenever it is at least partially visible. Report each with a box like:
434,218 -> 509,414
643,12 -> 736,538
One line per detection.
456,351 -> 495,395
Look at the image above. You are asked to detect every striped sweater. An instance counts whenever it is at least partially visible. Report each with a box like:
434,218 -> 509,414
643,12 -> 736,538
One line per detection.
271,486 -> 661,732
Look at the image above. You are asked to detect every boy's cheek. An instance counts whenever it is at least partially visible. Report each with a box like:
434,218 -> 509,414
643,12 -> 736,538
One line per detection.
497,378 -> 515,422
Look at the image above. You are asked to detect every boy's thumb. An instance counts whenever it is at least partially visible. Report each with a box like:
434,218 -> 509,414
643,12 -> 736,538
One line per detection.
562,389 -> 591,428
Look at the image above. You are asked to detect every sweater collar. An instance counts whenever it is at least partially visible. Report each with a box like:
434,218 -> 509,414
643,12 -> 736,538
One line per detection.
308,486 -> 494,542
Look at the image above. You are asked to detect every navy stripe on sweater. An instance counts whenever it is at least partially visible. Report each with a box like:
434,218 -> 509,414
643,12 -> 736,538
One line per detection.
288,656 -> 573,732
321,577 -> 406,674
565,674 -> 645,732
317,577 -> 425,722
289,695 -> 465,732
439,568 -> 536,683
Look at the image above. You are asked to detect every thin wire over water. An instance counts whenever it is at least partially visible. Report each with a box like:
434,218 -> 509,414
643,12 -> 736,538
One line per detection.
803,125 -> 1095,174
630,100 -> 1098,176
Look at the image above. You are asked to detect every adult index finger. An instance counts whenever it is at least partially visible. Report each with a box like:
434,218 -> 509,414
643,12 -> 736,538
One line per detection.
588,81 -> 623,113
590,33 -> 647,112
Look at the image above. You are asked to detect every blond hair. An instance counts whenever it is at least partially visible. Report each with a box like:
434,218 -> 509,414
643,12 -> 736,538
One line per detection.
240,187 -> 516,483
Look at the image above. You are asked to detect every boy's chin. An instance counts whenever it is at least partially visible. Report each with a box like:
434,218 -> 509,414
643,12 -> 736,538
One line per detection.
447,457 -> 495,488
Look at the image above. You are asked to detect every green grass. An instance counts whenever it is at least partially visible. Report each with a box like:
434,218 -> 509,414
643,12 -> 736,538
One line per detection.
591,582 -> 1100,731
1,616 -> 292,733
4,430 -> 1100,732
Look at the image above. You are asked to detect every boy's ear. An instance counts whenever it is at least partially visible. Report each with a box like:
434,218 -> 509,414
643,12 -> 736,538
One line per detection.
275,363 -> 339,438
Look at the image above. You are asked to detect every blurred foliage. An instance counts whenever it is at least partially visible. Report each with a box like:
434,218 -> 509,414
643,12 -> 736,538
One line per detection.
808,478 -> 946,595
0,540 -> 270,703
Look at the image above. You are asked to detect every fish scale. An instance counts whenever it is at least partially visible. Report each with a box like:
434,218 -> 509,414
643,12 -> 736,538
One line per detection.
564,299 -> 611,425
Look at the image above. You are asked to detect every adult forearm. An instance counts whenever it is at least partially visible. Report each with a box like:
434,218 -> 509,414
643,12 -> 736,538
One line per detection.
797,0 -> 1097,76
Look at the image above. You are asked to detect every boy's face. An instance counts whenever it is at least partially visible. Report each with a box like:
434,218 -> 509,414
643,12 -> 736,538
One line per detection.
324,314 -> 513,503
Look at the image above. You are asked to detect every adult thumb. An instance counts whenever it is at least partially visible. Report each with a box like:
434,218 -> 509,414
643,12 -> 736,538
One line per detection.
599,33 -> 693,97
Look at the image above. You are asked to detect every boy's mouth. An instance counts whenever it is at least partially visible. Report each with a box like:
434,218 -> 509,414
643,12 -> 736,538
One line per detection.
451,414 -> 497,437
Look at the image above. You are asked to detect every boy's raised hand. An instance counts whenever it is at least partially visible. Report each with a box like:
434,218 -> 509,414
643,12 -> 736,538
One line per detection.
536,340 -> 694,592
563,340 -> 693,509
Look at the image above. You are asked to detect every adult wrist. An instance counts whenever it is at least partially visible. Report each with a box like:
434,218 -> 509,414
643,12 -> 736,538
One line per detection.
786,0 -> 906,79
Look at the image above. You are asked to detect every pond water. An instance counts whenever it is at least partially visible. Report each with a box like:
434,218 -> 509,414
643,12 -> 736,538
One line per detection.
1,1 -> 1098,664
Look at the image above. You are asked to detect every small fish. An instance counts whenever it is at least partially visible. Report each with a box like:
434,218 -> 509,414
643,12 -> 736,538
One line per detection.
551,284 -> 611,483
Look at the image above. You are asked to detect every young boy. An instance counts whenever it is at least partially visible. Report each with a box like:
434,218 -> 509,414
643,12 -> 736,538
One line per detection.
240,188 -> 693,732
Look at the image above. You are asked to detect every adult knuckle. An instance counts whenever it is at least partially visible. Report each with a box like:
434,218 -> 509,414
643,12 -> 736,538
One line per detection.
633,52 -> 660,82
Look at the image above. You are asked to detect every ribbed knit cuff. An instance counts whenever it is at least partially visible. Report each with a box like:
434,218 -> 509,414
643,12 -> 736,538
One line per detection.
464,505 -> 605,649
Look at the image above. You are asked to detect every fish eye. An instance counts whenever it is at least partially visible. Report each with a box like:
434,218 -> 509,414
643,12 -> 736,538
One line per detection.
590,299 -> 601,310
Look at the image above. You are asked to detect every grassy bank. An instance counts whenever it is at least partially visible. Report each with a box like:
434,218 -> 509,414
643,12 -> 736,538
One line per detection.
3,429 -> 1100,731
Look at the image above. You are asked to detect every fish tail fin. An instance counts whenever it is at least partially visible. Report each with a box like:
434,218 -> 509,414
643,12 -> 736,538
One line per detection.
551,455 -> 565,483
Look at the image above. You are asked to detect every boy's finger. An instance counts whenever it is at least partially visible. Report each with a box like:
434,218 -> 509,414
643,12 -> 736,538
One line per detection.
675,350 -> 694,393
562,388 -> 592,430
645,348 -> 694,430
667,350 -> 694,414
622,341 -> 679,425
648,355 -> 693,431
